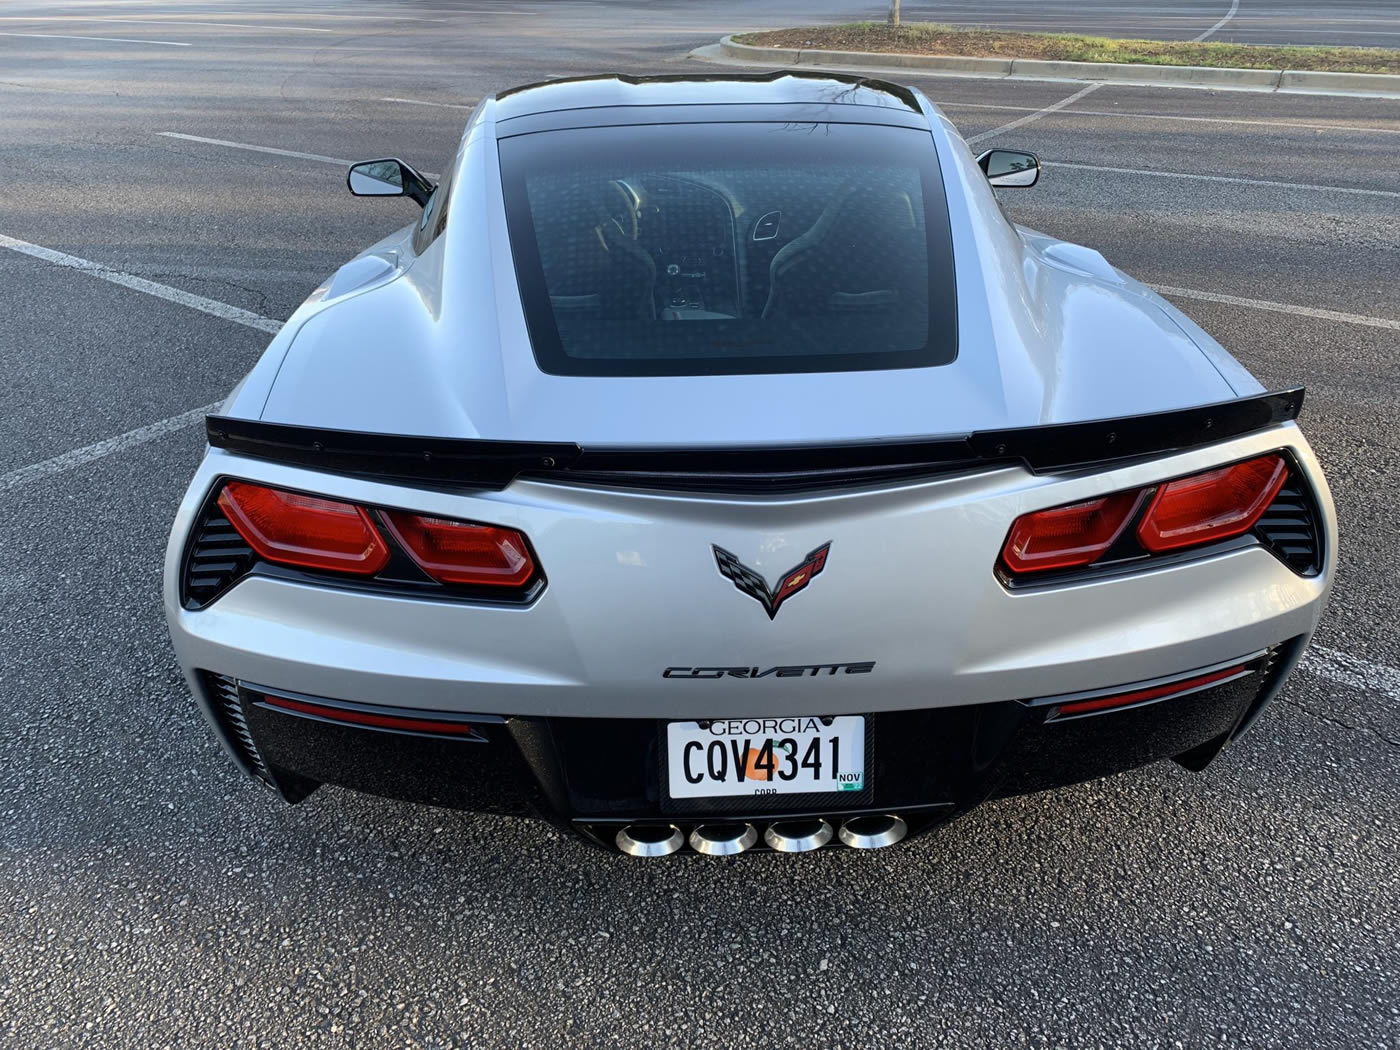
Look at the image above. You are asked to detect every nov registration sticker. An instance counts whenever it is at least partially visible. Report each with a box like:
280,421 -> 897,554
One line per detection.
665,716 -> 866,799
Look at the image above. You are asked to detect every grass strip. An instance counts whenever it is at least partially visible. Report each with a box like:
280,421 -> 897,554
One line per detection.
733,23 -> 1400,75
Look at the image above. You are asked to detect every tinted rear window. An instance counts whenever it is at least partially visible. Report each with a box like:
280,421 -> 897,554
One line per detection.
498,121 -> 957,377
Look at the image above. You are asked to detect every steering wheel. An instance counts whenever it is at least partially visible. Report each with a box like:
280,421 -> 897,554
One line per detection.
600,180 -> 639,240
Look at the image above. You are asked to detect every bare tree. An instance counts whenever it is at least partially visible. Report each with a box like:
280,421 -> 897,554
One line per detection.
888,0 -> 901,26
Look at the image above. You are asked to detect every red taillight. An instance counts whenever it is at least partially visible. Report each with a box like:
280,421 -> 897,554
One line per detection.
1136,454 -> 1287,553
1000,454 -> 1293,576
382,511 -> 535,587
217,481 -> 390,575
1001,490 -> 1142,574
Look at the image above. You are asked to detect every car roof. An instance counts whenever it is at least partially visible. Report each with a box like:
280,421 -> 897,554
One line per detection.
492,70 -> 925,122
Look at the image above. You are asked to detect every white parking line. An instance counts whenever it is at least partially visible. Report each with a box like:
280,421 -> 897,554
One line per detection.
1301,646 -> 1400,705
0,233 -> 285,493
271,12 -> 448,19
1152,285 -> 1400,331
158,132 -> 440,179
0,234 -> 283,334
1047,161 -> 1400,201
0,404 -> 220,494
0,30 -> 189,46
1194,0 -> 1242,42
940,101 -> 1400,138
966,83 -> 1102,146
381,97 -> 479,110
157,132 -> 352,167
0,16 -> 334,32
76,19 -> 335,33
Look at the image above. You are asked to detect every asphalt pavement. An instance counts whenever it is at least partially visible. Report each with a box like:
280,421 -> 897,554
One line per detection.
1,2 -> 1398,1048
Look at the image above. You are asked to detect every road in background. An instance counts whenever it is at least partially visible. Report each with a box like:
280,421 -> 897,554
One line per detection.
1,2 -> 1397,1048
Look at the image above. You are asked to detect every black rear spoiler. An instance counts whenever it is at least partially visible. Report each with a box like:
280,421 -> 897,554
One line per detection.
205,387 -> 1303,492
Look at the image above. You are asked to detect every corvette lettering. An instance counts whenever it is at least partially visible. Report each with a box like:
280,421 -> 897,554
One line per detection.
662,662 -> 875,679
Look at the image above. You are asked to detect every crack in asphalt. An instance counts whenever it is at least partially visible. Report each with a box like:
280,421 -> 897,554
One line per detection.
1277,697 -> 1400,750
124,269 -> 278,315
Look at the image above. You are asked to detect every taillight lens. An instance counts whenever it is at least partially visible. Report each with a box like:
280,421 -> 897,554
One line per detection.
1000,453 -> 1294,578
382,511 -> 535,587
217,481 -> 390,575
1001,490 -> 1142,574
1136,454 -> 1287,553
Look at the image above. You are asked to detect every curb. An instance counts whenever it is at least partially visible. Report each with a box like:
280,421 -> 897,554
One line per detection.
1278,69 -> 1399,93
1009,57 -> 1277,88
712,35 -> 1400,99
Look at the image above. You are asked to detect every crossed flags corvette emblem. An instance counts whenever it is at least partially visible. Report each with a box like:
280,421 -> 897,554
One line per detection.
711,542 -> 832,620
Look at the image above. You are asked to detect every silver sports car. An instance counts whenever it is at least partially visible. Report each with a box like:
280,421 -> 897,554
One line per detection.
164,72 -> 1335,856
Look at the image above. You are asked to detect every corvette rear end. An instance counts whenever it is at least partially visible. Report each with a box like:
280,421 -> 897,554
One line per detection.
164,72 -> 1335,855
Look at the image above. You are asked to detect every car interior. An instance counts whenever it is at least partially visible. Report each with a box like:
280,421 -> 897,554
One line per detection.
523,163 -> 931,358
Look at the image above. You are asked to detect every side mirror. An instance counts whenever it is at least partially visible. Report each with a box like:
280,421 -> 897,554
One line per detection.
976,149 -> 1041,188
347,158 -> 434,208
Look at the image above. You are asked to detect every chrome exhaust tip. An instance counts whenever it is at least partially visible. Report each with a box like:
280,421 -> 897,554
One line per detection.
688,822 -> 759,856
764,818 -> 834,853
615,823 -> 685,857
838,814 -> 908,850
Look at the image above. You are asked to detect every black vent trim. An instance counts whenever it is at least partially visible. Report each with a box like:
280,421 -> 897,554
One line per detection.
182,495 -> 256,609
1255,643 -> 1281,687
1256,476 -> 1322,575
1230,634 -> 1303,740
202,672 -> 271,781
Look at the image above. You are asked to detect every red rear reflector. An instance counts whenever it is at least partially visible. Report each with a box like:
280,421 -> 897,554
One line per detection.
1137,454 -> 1287,553
382,511 -> 535,587
1053,665 -> 1247,718
1001,490 -> 1142,574
217,481 -> 390,575
260,693 -> 479,736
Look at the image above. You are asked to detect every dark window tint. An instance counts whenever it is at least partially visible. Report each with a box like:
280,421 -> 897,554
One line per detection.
498,122 -> 956,377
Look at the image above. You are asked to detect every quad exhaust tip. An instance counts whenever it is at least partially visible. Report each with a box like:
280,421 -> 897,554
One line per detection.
689,822 -> 759,856
838,814 -> 908,850
615,823 -> 685,857
764,818 -> 834,853
615,815 -> 908,855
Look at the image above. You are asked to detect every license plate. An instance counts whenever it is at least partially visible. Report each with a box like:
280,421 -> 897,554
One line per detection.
665,716 -> 865,799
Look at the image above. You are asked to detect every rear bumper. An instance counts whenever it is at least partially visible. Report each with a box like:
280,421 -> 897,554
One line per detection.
165,425 -> 1334,723
195,640 -> 1300,851
167,421 -> 1335,851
